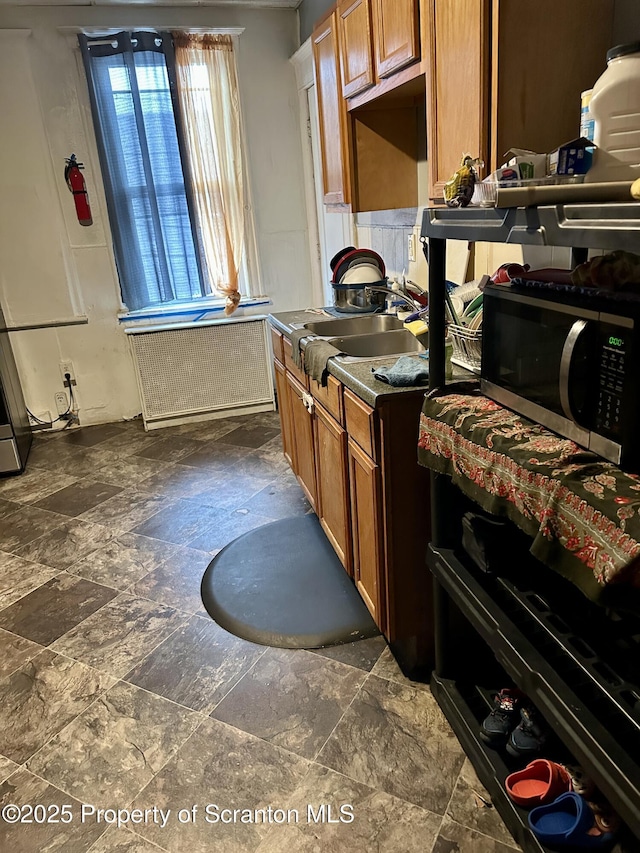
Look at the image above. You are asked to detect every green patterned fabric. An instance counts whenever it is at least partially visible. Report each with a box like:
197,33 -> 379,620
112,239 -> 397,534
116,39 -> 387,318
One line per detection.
418,383 -> 640,602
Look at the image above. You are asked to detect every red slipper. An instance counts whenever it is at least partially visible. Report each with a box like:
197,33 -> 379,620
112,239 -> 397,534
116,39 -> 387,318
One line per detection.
506,759 -> 572,808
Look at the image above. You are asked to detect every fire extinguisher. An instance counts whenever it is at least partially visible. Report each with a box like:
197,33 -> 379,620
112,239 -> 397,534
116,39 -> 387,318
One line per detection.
64,154 -> 93,226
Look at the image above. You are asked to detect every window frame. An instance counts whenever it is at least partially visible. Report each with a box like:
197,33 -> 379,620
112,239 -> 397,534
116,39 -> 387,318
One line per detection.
79,30 -> 208,312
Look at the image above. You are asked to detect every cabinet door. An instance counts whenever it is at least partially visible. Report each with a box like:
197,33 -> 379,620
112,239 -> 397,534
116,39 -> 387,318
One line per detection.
314,402 -> 353,576
286,372 -> 317,512
274,359 -> 295,470
338,0 -> 375,98
427,0 -> 490,199
348,436 -> 384,631
312,11 -> 353,207
372,0 -> 420,78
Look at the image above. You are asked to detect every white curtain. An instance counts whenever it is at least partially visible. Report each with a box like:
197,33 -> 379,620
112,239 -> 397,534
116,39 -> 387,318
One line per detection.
173,33 -> 247,315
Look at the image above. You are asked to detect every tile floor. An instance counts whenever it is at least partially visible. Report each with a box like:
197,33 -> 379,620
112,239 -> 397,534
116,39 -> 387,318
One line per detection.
0,412 -> 518,852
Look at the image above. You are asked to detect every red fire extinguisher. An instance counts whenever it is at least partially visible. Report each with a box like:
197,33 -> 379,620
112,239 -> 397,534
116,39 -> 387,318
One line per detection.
64,154 -> 93,226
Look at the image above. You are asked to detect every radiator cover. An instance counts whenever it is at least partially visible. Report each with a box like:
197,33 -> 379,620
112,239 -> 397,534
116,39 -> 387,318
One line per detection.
126,317 -> 274,430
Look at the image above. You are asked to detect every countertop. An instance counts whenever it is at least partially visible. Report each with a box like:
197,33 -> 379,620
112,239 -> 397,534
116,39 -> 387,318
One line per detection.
268,309 -> 469,408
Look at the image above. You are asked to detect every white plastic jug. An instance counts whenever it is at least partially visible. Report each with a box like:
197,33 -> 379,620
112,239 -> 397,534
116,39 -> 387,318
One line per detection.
585,42 -> 640,183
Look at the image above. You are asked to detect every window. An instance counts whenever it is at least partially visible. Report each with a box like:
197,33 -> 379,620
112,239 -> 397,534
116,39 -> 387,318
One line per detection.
79,30 -> 252,315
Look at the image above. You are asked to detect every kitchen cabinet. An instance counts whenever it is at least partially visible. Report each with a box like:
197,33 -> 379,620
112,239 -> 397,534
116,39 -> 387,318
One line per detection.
337,0 -> 421,99
273,360 -> 294,469
285,371 -> 317,512
348,435 -> 384,629
337,0 -> 375,98
312,9 -> 353,208
270,320 -> 433,673
426,0 -> 615,199
372,0 -> 420,79
314,397 -> 353,576
311,2 -> 423,212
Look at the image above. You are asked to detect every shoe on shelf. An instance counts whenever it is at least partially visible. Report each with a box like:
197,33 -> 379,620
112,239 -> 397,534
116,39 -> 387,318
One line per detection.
505,759 -> 572,808
506,705 -> 548,758
528,792 -> 618,848
564,763 -> 597,800
479,688 -> 525,746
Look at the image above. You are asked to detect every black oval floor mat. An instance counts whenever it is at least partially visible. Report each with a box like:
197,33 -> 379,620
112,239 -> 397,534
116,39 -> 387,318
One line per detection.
201,515 -> 379,648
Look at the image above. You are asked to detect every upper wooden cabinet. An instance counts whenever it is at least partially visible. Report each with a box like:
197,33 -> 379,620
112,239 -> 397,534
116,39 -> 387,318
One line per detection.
312,10 -> 353,207
338,0 -> 375,98
337,0 -> 421,99
372,0 -> 421,79
426,0 -> 615,198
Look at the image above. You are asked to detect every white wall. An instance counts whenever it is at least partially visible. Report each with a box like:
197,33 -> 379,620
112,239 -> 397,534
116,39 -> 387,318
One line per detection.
0,6 -> 312,426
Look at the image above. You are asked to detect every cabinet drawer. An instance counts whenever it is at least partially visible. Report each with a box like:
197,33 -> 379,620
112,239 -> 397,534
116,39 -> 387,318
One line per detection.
310,375 -> 343,424
344,388 -> 377,461
270,326 -> 284,364
283,336 -> 308,388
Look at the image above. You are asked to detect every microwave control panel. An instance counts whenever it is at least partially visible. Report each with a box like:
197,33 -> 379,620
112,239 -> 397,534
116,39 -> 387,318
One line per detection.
595,327 -> 626,437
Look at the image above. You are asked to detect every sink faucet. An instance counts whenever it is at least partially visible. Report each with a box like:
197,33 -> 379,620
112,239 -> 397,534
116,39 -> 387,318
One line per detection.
364,285 -> 427,318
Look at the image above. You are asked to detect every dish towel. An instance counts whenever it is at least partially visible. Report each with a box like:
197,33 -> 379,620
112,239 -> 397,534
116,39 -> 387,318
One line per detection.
373,356 -> 430,387
290,328 -> 310,370
304,339 -> 344,386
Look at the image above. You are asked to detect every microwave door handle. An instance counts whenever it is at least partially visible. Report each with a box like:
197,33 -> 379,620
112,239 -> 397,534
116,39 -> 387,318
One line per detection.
559,319 -> 588,423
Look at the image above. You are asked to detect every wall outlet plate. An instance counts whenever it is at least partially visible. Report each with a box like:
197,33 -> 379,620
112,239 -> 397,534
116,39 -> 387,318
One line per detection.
59,361 -> 76,387
54,391 -> 69,415
407,233 -> 416,263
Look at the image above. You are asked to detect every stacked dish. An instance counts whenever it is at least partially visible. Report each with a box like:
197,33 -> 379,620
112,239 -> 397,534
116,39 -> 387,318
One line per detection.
330,247 -> 387,314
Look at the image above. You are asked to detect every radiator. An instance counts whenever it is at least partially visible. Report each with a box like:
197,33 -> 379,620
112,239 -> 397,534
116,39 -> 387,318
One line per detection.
126,317 -> 274,430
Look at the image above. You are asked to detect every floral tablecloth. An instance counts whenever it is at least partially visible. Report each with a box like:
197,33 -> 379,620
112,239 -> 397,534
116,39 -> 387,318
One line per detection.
418,383 -> 640,602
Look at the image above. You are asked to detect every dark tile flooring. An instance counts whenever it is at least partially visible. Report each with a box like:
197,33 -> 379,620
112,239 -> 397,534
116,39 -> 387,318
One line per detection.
0,412 -> 518,852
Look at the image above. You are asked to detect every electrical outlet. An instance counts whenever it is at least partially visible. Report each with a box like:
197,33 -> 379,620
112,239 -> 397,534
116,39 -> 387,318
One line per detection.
407,233 -> 416,263
55,392 -> 69,415
59,361 -> 76,387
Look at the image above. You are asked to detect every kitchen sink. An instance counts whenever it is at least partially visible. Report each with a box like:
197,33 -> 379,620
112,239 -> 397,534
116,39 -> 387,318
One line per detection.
327,329 -> 427,361
303,314 -> 404,336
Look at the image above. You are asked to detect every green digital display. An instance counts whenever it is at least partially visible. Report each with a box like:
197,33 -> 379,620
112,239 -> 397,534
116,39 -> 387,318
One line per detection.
609,336 -> 624,348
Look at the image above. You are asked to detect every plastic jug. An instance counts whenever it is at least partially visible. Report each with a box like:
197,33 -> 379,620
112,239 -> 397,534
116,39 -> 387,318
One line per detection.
585,42 -> 640,183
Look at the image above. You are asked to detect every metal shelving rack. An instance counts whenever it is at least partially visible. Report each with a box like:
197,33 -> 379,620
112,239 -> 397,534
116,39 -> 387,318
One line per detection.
421,203 -> 640,853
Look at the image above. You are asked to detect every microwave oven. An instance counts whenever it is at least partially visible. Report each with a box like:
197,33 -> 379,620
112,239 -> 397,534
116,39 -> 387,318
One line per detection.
481,283 -> 640,471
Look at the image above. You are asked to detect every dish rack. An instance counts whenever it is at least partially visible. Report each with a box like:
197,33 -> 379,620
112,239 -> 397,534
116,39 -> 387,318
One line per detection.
448,324 -> 482,374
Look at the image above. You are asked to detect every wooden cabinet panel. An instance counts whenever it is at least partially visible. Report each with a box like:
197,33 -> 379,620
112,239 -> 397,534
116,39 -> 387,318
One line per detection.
312,11 -> 353,207
489,0 -> 614,168
283,336 -> 308,389
427,0 -> 490,200
338,0 -> 375,98
270,327 -> 284,365
310,374 -> 343,424
372,0 -> 420,78
348,436 -> 384,629
344,388 -> 377,461
426,0 -> 614,199
286,372 -> 317,511
315,403 -> 353,575
274,359 -> 294,470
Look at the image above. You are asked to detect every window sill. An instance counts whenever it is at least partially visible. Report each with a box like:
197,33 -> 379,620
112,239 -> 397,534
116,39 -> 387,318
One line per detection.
118,296 -> 271,327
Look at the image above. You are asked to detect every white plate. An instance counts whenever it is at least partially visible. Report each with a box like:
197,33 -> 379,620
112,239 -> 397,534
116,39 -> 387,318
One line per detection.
340,263 -> 385,284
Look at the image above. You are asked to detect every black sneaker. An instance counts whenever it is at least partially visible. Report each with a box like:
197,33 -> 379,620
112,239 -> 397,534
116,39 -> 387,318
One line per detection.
480,689 -> 523,745
506,706 -> 547,758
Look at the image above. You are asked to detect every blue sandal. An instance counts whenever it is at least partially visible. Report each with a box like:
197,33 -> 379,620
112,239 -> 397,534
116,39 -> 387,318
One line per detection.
528,792 -> 617,848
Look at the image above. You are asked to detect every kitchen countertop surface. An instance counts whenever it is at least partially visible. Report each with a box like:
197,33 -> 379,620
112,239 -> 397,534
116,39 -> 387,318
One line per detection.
268,309 -> 469,408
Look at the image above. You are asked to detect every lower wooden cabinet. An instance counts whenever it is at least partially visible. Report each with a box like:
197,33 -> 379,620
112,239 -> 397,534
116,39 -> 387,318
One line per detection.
314,401 -> 353,576
348,435 -> 384,630
272,336 -> 433,672
274,359 -> 294,470
285,371 -> 317,512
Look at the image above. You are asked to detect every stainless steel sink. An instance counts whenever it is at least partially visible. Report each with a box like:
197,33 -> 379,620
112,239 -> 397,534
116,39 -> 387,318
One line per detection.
303,314 -> 404,336
327,329 -> 427,361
